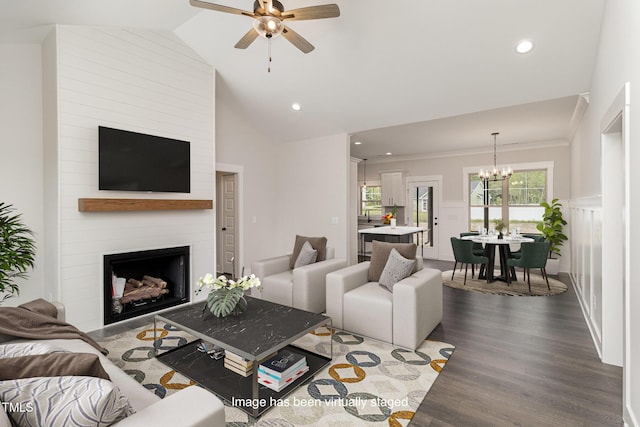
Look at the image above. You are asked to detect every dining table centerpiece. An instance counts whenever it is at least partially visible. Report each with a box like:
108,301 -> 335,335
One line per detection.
196,273 -> 261,318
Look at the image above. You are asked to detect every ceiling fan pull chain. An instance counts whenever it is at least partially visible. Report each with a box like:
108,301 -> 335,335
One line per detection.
268,37 -> 272,72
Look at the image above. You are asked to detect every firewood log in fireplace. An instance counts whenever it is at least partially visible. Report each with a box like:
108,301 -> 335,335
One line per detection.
127,278 -> 144,288
120,286 -> 169,304
142,275 -> 167,289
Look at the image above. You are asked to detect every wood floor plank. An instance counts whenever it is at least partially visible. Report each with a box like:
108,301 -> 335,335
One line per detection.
412,260 -> 623,426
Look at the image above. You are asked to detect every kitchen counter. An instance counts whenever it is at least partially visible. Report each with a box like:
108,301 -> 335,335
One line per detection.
358,225 -> 426,235
357,226 -> 427,260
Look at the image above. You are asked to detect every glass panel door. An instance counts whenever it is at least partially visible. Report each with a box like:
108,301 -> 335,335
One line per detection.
407,180 -> 439,259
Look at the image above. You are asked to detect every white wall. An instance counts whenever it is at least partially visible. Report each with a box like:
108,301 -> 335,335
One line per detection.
216,86 -> 351,270
0,44 -> 45,305
214,74 -> 279,272
274,134 -> 350,259
569,0 -> 640,424
43,26 -> 215,331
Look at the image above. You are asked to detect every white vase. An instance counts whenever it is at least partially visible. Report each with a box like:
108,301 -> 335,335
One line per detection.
390,218 -> 397,228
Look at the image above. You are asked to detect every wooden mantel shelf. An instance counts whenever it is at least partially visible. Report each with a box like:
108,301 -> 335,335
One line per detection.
78,198 -> 213,212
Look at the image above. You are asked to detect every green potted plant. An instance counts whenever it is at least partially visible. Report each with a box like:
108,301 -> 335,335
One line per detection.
536,198 -> 568,258
0,202 -> 36,303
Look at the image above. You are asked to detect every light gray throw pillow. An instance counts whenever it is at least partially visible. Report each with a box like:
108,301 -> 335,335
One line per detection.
368,241 -> 417,282
378,248 -> 417,292
0,376 -> 134,426
289,235 -> 327,269
294,240 -> 318,268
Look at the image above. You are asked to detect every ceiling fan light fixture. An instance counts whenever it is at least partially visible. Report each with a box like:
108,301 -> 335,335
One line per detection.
253,15 -> 284,38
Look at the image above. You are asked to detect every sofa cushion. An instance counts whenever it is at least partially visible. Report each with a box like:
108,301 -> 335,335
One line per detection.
18,338 -> 160,412
289,235 -> 327,269
378,248 -> 417,292
294,241 -> 318,268
0,376 -> 134,427
368,241 -> 417,282
0,342 -> 63,359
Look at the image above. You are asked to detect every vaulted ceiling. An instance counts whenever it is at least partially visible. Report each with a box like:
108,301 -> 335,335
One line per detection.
1,0 -> 605,159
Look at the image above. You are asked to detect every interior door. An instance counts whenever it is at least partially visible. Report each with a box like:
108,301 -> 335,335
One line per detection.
407,180 -> 439,259
221,174 -> 237,277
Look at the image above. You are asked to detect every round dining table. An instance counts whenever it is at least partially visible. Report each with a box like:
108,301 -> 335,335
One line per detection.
461,234 -> 534,283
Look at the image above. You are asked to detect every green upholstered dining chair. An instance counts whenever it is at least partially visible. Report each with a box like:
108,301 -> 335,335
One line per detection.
506,240 -> 551,292
509,233 -> 545,260
459,232 -> 485,257
523,234 -> 545,242
450,237 -> 489,285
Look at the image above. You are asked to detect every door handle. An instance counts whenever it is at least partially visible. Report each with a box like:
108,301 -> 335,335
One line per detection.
221,227 -> 227,231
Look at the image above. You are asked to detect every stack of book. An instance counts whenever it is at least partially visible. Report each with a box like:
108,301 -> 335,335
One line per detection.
258,350 -> 308,392
224,350 -> 254,377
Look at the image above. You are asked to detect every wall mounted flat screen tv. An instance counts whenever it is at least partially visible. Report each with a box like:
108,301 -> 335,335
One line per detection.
99,126 -> 190,193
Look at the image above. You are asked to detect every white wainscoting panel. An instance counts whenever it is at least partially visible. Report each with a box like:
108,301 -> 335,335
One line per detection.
569,199 -> 603,358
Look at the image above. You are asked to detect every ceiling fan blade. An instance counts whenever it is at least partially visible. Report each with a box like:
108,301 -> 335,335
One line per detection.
189,0 -> 255,17
282,25 -> 314,54
281,4 -> 340,21
234,28 -> 259,49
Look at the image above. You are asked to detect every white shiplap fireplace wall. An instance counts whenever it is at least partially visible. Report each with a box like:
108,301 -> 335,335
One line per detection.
42,26 -> 215,332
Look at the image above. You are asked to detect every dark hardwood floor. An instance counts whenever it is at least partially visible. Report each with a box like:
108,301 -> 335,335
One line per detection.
412,260 -> 623,427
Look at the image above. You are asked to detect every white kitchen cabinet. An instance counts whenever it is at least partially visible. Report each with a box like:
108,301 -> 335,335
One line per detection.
381,172 -> 405,206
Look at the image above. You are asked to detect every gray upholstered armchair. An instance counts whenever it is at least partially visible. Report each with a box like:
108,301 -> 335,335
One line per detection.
325,241 -> 442,350
251,246 -> 347,314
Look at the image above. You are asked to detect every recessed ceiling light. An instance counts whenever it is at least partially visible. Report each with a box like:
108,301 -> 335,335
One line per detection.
291,102 -> 301,111
386,152 -> 392,156
516,39 -> 534,54
354,141 -> 362,145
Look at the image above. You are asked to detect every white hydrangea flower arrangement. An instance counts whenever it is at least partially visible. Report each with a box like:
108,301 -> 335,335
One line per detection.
196,274 -> 261,317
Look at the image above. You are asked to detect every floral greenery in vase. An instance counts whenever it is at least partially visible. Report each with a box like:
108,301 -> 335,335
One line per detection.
196,273 -> 261,318
382,205 -> 398,225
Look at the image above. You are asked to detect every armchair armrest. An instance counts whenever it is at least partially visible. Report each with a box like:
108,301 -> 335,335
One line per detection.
114,386 -> 225,427
251,255 -> 291,297
251,255 -> 291,278
292,258 -> 347,313
392,268 -> 442,350
325,262 -> 370,329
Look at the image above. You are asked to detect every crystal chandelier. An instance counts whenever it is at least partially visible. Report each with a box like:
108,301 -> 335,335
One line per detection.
479,132 -> 512,182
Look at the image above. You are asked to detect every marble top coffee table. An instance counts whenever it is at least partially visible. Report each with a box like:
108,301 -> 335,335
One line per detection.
153,296 -> 332,417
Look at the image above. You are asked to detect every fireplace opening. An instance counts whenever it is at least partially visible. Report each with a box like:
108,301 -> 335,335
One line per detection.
104,246 -> 189,325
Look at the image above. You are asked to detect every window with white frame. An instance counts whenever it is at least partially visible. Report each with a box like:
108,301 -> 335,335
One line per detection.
361,185 -> 382,218
469,168 -> 547,233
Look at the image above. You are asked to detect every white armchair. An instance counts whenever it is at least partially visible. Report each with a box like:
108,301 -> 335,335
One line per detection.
251,247 -> 347,313
325,259 -> 442,350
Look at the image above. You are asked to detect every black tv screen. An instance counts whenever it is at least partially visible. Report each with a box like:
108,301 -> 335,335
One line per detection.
99,126 -> 190,193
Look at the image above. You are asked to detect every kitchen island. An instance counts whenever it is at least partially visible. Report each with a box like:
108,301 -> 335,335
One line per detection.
358,225 -> 427,260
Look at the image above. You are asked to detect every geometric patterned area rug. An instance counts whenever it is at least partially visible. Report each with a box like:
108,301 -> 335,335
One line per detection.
97,323 -> 454,426
442,269 -> 567,296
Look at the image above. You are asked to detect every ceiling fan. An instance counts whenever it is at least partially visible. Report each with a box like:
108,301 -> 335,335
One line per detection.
189,0 -> 340,54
